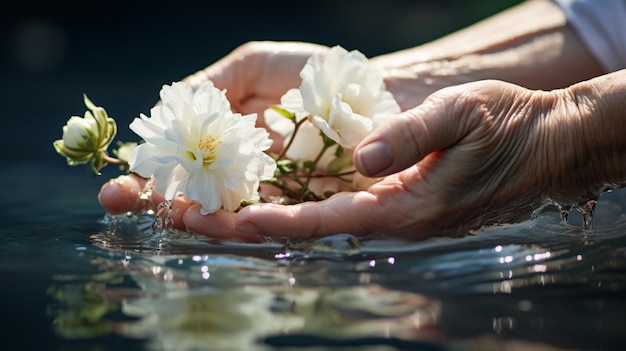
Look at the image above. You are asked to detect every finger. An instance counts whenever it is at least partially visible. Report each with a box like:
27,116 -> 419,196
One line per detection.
183,203 -> 264,243
182,41 -> 327,109
98,173 -> 164,214
234,192 -> 389,239
167,196 -> 192,232
98,174 -> 192,232
181,42 -> 292,98
354,85 -> 475,177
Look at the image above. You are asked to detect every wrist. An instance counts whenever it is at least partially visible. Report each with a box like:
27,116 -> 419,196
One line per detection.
580,70 -> 626,186
548,70 -> 626,200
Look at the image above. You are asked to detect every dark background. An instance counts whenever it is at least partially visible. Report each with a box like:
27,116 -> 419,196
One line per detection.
0,0 -> 522,165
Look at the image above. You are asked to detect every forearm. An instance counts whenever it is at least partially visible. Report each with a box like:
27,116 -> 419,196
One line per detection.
372,0 -> 605,91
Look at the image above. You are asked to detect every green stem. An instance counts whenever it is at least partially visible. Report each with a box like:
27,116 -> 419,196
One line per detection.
274,117 -> 308,161
101,152 -> 129,170
300,143 -> 331,201
274,169 -> 356,180
310,170 -> 356,178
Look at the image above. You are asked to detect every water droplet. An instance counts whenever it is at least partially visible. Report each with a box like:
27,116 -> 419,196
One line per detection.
560,207 -> 570,224
576,199 -> 597,230
138,176 -> 155,200
152,200 -> 174,234
549,201 -> 573,224
531,196 -> 553,220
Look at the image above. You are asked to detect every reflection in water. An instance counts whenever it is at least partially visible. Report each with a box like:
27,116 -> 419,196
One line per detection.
47,271 -> 122,339
48,249 -> 441,350
121,283 -> 439,351
47,194 -> 626,351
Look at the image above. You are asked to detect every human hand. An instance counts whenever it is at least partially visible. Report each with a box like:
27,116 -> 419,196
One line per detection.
97,172 -> 273,242
182,41 -> 328,148
182,41 -> 449,124
95,43 -> 424,240
99,41 -> 330,241
97,41 -> 603,241
97,80 -> 560,239
218,79 -> 606,239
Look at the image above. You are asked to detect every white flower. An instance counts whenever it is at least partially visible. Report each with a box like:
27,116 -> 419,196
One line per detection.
53,94 -> 117,173
265,45 -> 400,166
128,81 -> 276,214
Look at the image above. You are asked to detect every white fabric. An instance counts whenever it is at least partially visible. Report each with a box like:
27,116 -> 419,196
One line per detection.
554,0 -> 626,72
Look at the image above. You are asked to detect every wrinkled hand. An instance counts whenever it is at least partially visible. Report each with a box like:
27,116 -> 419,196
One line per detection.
100,78 -> 594,240
100,41 -> 329,241
224,80 -> 595,239
182,41 -> 328,148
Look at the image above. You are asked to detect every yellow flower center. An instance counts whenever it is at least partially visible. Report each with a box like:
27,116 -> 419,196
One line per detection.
187,135 -> 221,168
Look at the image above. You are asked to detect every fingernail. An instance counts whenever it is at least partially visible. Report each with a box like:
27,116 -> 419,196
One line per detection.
356,140 -> 393,176
237,221 -> 261,235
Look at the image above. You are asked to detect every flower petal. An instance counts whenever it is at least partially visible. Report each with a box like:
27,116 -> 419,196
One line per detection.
128,81 -> 275,214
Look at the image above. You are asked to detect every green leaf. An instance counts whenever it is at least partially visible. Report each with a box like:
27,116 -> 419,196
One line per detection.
89,153 -> 105,176
302,161 -> 316,172
269,105 -> 296,121
240,199 -> 258,207
321,133 -> 336,148
334,145 -> 344,157
83,93 -> 97,112
276,159 -> 298,174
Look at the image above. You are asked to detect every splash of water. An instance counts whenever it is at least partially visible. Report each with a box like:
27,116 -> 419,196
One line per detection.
558,204 -> 571,225
536,189 -> 605,230
576,199 -> 597,230
152,200 -> 174,234
138,176 -> 155,201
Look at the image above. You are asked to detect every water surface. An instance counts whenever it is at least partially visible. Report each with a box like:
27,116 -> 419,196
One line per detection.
2,161 -> 626,351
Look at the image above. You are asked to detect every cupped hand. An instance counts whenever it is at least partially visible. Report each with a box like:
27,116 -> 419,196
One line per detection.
224,80 -> 595,239
99,41 -> 330,241
182,41 -> 328,146
183,41 -> 444,119
98,43 -> 591,241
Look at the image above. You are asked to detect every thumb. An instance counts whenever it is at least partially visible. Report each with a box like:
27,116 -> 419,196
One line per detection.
354,85 -> 474,177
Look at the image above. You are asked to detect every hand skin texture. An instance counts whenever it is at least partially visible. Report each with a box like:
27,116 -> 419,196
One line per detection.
99,70 -> 626,241
98,0 -> 625,241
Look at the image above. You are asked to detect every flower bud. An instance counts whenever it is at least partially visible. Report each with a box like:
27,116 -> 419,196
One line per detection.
53,94 -> 117,174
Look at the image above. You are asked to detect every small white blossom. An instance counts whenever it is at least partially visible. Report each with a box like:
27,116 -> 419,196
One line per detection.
265,45 -> 400,169
128,81 -> 276,214
113,141 -> 138,164
53,94 -> 117,173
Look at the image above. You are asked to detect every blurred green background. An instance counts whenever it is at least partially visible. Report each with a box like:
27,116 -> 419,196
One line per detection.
0,0 -> 522,163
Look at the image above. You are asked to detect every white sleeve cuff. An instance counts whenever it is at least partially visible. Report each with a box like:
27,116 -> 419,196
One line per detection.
553,0 -> 626,72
